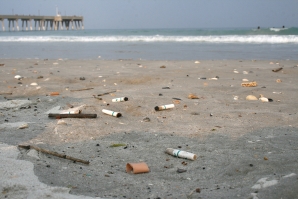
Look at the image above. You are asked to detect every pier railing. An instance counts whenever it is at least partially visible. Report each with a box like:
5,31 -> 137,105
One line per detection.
0,15 -> 84,31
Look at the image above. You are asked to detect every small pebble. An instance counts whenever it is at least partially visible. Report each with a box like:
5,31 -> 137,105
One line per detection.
177,168 -> 187,173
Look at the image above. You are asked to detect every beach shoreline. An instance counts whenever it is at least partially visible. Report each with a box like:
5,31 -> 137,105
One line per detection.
1,58 -> 298,199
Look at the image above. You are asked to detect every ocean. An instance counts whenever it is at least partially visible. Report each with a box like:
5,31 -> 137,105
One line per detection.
0,27 -> 297,60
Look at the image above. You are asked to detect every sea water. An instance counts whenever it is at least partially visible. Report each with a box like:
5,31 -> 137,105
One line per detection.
0,28 -> 297,60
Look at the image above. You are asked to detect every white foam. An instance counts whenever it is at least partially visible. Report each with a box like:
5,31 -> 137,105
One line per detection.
0,35 -> 297,44
252,177 -> 278,189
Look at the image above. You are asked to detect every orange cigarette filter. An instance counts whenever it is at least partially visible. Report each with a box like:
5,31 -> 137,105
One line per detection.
50,92 -> 60,96
126,162 -> 150,174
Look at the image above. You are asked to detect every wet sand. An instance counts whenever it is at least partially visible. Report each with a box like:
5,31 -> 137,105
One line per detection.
0,59 -> 298,199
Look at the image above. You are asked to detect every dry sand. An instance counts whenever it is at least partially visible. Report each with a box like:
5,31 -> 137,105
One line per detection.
0,59 -> 298,199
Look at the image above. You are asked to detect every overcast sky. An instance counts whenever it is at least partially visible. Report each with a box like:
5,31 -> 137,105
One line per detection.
1,0 -> 297,29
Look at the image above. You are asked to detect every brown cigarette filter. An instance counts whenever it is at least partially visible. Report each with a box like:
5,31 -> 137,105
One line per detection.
50,92 -> 60,96
126,162 -> 150,174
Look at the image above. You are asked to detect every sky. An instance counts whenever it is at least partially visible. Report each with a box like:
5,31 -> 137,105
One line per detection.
0,0 -> 297,29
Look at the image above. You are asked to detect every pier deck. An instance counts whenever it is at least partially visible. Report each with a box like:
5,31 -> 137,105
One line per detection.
0,15 -> 84,31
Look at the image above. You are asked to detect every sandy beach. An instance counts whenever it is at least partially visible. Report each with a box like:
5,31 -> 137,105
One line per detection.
1,58 -> 298,199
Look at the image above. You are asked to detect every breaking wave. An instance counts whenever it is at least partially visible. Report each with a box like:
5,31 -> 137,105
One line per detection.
0,35 -> 298,43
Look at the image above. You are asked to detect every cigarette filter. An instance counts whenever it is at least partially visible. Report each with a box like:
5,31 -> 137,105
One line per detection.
50,92 -> 59,96
102,109 -> 122,117
154,104 -> 175,111
166,148 -> 197,160
126,162 -> 150,174
112,97 -> 128,102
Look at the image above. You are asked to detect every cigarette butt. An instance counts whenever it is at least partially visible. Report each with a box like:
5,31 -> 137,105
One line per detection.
102,109 -> 122,117
126,162 -> 150,174
112,97 -> 128,102
165,148 -> 197,160
154,104 -> 175,111
50,92 -> 60,96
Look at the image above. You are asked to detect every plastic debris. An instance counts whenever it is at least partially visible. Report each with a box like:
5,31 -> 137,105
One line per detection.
154,104 -> 175,111
112,97 -> 128,102
50,92 -> 60,96
165,148 -> 197,160
126,162 -> 150,174
102,109 -> 122,117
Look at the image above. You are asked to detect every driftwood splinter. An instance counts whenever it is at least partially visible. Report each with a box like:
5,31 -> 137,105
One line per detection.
70,88 -> 94,92
97,90 -> 116,96
48,113 -> 97,118
18,144 -> 90,165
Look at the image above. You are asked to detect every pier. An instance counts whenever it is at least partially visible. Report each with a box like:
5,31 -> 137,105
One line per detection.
0,15 -> 84,31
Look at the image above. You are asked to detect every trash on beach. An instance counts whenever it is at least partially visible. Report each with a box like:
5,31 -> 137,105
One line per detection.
194,61 -> 200,64
18,144 -> 90,165
233,70 -> 239,74
165,148 -> 197,160
110,143 -> 126,147
242,79 -> 249,82
50,92 -> 60,96
198,77 -> 207,80
241,81 -> 257,87
154,104 -> 175,111
208,77 -> 218,80
246,95 -> 258,100
48,113 -> 97,118
112,97 -> 128,102
14,75 -> 22,80
234,96 -> 239,100
276,79 -> 282,83
188,94 -> 199,99
160,65 -> 166,68
126,162 -> 150,174
272,67 -> 283,72
30,82 -> 38,86
162,86 -> 170,89
18,123 -> 28,129
102,109 -> 122,117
